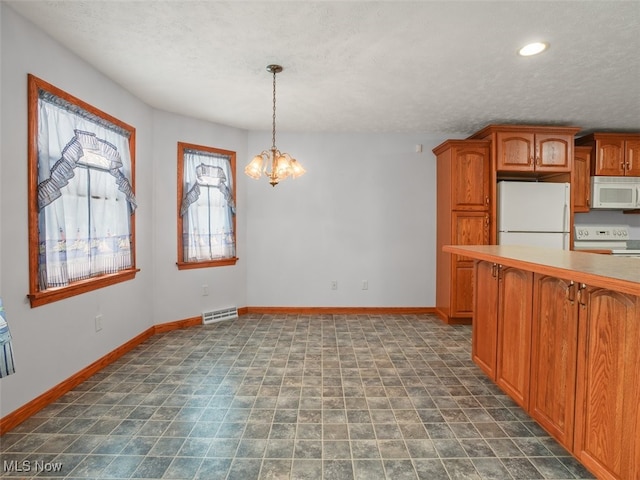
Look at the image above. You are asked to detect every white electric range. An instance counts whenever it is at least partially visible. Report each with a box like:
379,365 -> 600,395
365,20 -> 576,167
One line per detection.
574,224 -> 640,257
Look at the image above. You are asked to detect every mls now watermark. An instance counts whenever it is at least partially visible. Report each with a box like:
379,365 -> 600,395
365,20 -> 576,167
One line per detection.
3,460 -> 64,474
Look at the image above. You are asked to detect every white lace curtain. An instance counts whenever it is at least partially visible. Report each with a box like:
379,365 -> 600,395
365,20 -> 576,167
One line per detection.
37,96 -> 136,289
180,150 -> 235,262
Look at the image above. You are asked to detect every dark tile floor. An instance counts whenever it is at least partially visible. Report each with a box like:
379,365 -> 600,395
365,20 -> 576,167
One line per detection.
0,314 -> 596,479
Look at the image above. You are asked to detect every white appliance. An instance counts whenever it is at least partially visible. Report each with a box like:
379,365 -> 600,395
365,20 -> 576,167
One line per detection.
498,181 -> 570,250
591,176 -> 640,209
574,224 -> 640,256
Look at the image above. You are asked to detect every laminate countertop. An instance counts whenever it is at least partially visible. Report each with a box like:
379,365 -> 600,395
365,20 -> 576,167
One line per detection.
443,245 -> 640,297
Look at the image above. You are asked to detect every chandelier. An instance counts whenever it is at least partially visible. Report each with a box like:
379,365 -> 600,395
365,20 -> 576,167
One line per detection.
244,65 -> 306,186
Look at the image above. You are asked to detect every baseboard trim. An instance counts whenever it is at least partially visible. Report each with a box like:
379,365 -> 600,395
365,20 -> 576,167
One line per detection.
434,307 -> 472,325
245,306 -> 436,315
0,316 -> 200,435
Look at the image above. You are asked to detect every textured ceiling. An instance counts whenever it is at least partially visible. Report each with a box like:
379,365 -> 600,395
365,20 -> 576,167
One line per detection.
6,0 -> 640,135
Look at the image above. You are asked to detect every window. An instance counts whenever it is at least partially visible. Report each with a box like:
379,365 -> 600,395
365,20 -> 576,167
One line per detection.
177,142 -> 237,269
28,74 -> 138,307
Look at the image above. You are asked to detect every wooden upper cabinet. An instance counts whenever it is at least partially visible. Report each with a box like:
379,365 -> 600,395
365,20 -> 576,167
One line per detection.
496,131 -> 535,171
628,139 -> 640,176
470,125 -> 580,175
535,133 -> 573,172
573,146 -> 591,212
433,140 -> 491,211
452,145 -> 491,210
576,132 -> 640,176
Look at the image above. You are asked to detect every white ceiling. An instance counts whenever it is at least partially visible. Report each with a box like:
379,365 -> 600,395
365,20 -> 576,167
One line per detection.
7,0 -> 640,135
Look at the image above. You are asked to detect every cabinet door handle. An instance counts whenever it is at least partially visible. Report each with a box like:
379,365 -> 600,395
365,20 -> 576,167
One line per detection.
491,263 -> 498,278
485,215 -> 490,226
485,196 -> 490,206
627,162 -> 631,170
577,283 -> 587,307
567,281 -> 576,303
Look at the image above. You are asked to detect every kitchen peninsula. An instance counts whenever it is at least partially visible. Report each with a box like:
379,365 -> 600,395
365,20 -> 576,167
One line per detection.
443,245 -> 640,480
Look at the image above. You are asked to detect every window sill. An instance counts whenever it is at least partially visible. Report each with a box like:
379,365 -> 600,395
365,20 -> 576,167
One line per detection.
28,268 -> 140,308
176,257 -> 238,270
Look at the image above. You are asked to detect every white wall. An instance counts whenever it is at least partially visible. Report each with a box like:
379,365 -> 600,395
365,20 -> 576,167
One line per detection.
245,132 -> 452,307
0,5 -> 154,416
150,111 -> 248,323
0,3 -> 451,420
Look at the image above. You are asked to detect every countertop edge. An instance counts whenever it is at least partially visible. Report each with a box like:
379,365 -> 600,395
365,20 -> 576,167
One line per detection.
443,245 -> 640,297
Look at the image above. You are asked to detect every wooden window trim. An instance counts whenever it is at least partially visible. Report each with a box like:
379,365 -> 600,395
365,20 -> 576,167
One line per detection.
27,74 -> 137,307
176,142 -> 237,270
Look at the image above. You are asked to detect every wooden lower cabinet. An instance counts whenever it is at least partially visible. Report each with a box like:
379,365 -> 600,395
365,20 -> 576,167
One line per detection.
472,261 -> 533,408
495,266 -> 533,410
574,288 -> 640,480
452,264 -> 474,317
472,262 -> 640,480
530,275 -> 578,450
472,261 -> 499,379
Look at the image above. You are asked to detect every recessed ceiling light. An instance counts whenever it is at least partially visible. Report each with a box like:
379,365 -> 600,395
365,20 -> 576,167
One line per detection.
518,42 -> 549,56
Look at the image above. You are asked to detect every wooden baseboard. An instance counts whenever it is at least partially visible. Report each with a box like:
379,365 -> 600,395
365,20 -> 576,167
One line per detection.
434,307 -> 472,325
245,306 -> 436,315
0,316 -> 200,435
154,316 -> 201,333
0,308 -> 437,435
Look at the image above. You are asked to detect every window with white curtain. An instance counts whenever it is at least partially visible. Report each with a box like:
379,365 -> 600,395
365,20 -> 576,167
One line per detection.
28,74 -> 137,308
177,142 -> 237,269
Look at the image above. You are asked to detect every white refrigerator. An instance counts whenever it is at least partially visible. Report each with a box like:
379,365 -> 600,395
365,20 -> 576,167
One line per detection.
497,181 -> 571,250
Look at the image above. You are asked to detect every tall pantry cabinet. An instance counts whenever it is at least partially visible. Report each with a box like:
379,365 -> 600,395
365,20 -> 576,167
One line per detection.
434,140 -> 491,324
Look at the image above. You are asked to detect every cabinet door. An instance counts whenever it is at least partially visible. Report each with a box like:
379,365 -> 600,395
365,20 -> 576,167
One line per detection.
594,136 -> 625,176
472,261 -> 499,379
530,275 -> 578,450
496,131 -> 535,172
573,147 -> 591,212
624,139 -> 640,176
496,267 -> 533,409
535,133 -> 572,172
452,212 -> 490,263
574,289 -> 640,480
452,145 -> 491,210
452,264 -> 474,317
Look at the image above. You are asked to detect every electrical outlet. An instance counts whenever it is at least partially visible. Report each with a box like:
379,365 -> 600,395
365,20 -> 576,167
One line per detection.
202,284 -> 209,296
95,314 -> 103,332
331,280 -> 338,290
362,280 -> 368,290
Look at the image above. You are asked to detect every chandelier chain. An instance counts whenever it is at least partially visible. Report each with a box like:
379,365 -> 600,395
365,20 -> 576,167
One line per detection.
271,69 -> 277,150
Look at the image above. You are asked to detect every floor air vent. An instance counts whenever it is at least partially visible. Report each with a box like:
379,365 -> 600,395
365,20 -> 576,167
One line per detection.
202,306 -> 238,324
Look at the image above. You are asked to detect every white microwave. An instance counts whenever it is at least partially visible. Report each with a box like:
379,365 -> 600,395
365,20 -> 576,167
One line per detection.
591,176 -> 640,209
